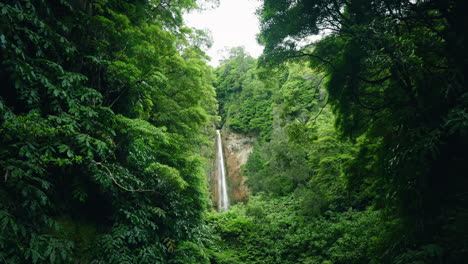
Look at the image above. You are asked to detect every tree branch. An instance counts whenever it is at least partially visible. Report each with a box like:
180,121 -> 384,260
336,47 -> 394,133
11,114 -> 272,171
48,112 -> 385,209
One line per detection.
290,51 -> 392,84
93,161 -> 157,193
312,99 -> 329,126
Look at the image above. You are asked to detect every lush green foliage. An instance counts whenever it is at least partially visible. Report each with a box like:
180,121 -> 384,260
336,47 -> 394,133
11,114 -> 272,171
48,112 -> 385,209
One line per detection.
257,0 -> 468,262
211,3 -> 468,257
209,60 -> 389,264
2,0 -> 467,263
207,197 -> 389,264
214,47 -> 274,140
0,0 -> 216,262
245,64 -> 355,202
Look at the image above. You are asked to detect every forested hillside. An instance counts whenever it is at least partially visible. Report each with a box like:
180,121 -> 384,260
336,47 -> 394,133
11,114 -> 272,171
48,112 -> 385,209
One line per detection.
214,47 -> 274,140
208,0 -> 468,263
258,0 -> 468,262
1,0 -> 467,263
208,48 -> 385,264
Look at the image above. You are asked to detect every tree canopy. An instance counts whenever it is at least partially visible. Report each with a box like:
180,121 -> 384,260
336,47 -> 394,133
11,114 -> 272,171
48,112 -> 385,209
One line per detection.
1,0 -> 467,263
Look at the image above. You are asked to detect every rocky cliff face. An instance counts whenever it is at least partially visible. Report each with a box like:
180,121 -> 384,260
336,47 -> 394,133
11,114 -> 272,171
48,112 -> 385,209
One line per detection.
210,129 -> 254,208
221,129 -> 254,203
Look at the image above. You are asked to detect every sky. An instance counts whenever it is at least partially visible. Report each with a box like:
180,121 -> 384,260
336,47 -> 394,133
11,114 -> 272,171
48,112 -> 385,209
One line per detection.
184,0 -> 264,67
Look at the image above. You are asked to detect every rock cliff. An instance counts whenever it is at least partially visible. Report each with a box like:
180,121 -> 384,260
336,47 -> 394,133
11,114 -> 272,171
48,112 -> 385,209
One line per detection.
211,129 -> 254,207
222,129 -> 254,203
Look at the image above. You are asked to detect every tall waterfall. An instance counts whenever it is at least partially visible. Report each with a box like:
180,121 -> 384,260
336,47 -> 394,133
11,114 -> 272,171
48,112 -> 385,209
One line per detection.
216,130 -> 229,211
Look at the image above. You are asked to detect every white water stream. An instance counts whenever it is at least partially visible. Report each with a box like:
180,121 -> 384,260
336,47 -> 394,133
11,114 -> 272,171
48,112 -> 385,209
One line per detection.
216,130 -> 229,211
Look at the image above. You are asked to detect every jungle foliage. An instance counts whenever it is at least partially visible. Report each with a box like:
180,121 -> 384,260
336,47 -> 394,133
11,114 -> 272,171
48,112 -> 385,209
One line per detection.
2,0 -> 467,263
257,0 -> 468,262
211,54 -> 388,264
207,0 -> 468,263
214,47 -> 274,140
0,0 -> 217,263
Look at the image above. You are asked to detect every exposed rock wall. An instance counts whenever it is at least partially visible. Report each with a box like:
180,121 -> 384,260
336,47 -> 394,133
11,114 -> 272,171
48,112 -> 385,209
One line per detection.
221,129 -> 254,203
210,129 -> 254,208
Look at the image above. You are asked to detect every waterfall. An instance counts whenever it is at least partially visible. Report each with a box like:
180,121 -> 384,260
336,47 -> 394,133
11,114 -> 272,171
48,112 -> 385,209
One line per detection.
216,129 -> 229,211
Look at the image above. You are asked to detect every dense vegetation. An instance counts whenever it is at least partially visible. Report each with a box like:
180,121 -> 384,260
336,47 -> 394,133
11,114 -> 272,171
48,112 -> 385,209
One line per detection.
207,0 -> 468,263
259,0 -> 468,262
209,50 -> 388,264
214,47 -> 274,140
0,0 -> 217,262
1,0 -> 467,263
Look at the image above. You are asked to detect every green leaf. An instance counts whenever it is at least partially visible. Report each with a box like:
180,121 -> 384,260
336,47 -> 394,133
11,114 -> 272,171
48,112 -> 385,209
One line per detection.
58,144 -> 68,153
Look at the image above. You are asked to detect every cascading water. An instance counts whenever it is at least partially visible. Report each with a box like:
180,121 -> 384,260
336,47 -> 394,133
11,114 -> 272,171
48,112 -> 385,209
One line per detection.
216,129 -> 229,211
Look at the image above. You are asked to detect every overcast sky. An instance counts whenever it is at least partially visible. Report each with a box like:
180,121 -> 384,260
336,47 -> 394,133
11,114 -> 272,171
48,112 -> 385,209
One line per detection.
184,0 -> 264,67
